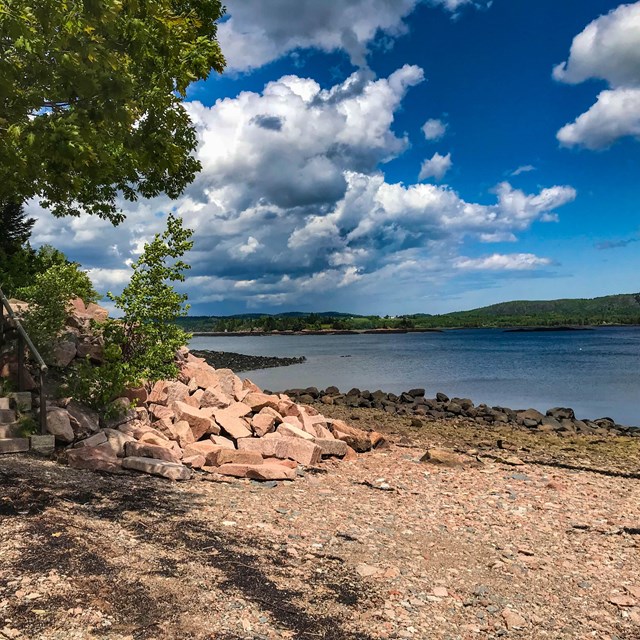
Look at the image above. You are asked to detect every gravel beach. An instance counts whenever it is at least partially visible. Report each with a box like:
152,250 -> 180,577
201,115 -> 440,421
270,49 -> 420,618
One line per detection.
1,405 -> 639,640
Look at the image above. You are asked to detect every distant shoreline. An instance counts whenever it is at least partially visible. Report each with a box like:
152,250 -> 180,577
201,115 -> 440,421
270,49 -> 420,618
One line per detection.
192,328 -> 444,337
190,325 -> 638,337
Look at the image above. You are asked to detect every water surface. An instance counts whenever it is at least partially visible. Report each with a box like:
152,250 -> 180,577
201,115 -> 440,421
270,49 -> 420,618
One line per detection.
189,327 -> 639,425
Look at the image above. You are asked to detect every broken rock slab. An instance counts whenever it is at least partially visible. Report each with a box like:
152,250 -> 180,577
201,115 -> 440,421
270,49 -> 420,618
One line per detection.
277,423 -> 315,441
247,464 -> 296,481
214,411 -> 252,440
122,456 -> 192,481
238,435 -> 321,466
67,447 -> 124,474
328,419 -> 372,452
208,449 -> 264,467
315,438 -> 348,458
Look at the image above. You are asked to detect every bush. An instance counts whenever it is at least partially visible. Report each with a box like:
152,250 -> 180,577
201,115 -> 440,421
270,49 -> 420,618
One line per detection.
17,260 -> 99,357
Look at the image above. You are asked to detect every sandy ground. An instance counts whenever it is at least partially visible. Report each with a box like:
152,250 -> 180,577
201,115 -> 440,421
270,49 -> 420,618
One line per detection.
1,408 -> 639,640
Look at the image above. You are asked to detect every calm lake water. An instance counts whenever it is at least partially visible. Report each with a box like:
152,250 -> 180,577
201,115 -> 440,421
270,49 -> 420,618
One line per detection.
189,327 -> 640,426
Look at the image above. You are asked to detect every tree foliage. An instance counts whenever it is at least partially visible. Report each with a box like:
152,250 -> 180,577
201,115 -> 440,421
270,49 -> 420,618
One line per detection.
108,213 -> 193,381
0,0 -> 225,222
0,200 -> 34,250
0,200 -> 36,295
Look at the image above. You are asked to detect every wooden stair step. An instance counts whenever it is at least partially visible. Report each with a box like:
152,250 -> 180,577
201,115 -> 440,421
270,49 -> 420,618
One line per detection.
0,438 -> 30,454
0,423 -> 23,438
0,409 -> 17,424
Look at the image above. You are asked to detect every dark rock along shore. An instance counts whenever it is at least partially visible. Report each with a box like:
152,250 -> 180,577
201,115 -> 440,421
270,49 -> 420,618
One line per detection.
191,349 -> 305,373
279,386 -> 639,438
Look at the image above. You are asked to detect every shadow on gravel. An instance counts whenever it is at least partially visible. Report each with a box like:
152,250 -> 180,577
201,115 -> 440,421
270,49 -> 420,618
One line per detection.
0,457 -> 378,640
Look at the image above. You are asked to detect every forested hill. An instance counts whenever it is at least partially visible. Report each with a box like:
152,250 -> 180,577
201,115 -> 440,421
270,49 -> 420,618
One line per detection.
413,293 -> 640,328
178,293 -> 640,332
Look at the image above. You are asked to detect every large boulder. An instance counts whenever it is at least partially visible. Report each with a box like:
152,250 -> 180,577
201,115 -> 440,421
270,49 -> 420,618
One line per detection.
166,420 -> 196,448
327,419 -> 372,452
46,408 -> 75,443
124,441 -> 181,463
99,428 -> 136,457
172,401 -> 219,439
200,386 -> 233,410
66,401 -> 100,438
243,392 -> 280,413
214,410 -> 252,440
51,340 -> 77,368
182,364 -> 219,390
215,369 -> 243,400
251,407 -> 281,437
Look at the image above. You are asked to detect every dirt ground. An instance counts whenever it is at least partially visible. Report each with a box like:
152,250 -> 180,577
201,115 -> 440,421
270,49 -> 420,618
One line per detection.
1,407 -> 639,640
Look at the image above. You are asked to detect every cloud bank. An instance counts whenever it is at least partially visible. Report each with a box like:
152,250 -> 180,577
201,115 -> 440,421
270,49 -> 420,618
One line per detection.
30,68 -> 575,313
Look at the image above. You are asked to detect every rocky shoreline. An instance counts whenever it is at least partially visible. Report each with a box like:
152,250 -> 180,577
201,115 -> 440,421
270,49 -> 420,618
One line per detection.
279,386 -> 639,438
190,349 -> 306,372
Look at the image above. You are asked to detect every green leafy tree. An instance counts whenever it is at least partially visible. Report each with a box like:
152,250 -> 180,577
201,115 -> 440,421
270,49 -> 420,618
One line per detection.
108,213 -> 193,381
0,0 -> 225,223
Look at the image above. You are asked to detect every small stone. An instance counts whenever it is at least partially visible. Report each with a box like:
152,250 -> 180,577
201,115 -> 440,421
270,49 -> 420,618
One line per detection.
501,609 -> 526,629
420,448 -> 468,467
356,563 -> 381,577
610,594 -> 636,607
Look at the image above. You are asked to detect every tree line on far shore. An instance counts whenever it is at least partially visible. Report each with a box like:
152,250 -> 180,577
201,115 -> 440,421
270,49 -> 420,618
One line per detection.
177,293 -> 640,332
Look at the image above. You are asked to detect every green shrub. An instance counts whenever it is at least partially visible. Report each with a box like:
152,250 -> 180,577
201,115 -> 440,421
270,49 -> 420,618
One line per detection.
17,260 -> 99,357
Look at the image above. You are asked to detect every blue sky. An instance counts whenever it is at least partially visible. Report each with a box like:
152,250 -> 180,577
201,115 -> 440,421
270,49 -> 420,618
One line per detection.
31,0 -> 640,315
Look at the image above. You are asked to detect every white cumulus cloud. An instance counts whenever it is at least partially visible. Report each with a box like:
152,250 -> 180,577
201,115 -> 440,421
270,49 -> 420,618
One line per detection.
454,253 -> 553,271
557,88 -> 640,149
418,152 -> 452,181
422,118 -> 448,141
555,2 -> 640,148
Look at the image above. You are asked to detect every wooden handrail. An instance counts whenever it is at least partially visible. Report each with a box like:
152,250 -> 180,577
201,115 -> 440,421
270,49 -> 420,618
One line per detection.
0,286 -> 48,434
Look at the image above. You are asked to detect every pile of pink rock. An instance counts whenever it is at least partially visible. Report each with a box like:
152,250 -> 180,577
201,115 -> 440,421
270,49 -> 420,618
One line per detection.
62,349 -> 384,481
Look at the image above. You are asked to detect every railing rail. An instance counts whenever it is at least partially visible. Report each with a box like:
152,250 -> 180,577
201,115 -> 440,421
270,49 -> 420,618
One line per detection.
0,286 -> 48,434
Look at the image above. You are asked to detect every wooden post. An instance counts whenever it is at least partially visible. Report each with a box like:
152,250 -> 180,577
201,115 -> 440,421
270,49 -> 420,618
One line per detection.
17,334 -> 25,392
